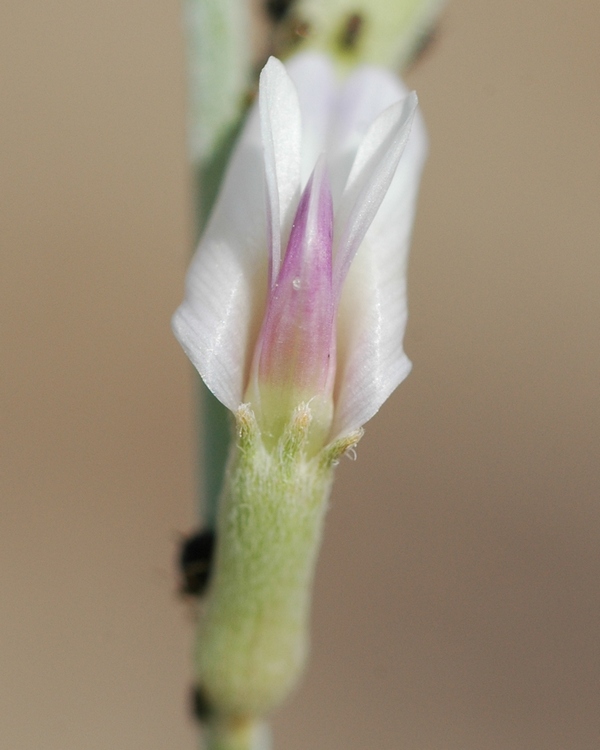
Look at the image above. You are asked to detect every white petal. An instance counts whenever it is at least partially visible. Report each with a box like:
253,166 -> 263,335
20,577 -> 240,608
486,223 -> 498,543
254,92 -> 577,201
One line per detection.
285,52 -> 337,185
333,91 -> 418,291
259,57 -> 302,282
331,107 -> 428,439
172,106 -> 269,411
327,65 -> 411,206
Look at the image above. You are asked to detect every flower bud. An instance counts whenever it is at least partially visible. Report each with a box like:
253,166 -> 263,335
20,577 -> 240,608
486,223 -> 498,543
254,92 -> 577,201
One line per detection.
245,156 -> 336,452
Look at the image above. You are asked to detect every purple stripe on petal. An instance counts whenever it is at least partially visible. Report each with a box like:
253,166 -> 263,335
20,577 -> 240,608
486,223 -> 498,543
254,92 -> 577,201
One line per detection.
254,156 -> 336,403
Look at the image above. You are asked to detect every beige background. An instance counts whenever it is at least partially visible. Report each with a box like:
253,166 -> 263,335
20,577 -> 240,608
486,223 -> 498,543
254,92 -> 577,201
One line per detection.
2,1 -> 599,748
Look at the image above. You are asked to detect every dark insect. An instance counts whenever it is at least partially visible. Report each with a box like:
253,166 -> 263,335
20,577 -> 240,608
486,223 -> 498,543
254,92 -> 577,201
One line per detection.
190,684 -> 213,723
178,528 -> 216,596
339,12 -> 364,52
265,0 -> 296,23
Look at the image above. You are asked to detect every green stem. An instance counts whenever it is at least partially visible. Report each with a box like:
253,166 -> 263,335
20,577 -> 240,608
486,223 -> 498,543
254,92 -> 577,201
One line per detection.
194,405 -> 362,721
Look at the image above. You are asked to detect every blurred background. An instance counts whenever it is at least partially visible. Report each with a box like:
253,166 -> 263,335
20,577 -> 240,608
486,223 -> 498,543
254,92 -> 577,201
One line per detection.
1,1 -> 599,748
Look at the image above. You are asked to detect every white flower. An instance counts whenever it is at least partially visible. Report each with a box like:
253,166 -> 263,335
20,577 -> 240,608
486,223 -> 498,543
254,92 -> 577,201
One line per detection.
173,52 -> 427,450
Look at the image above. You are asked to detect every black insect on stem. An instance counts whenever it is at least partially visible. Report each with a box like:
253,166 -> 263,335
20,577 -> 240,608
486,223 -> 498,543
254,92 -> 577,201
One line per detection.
338,12 -> 365,52
190,684 -> 214,723
178,528 -> 216,596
